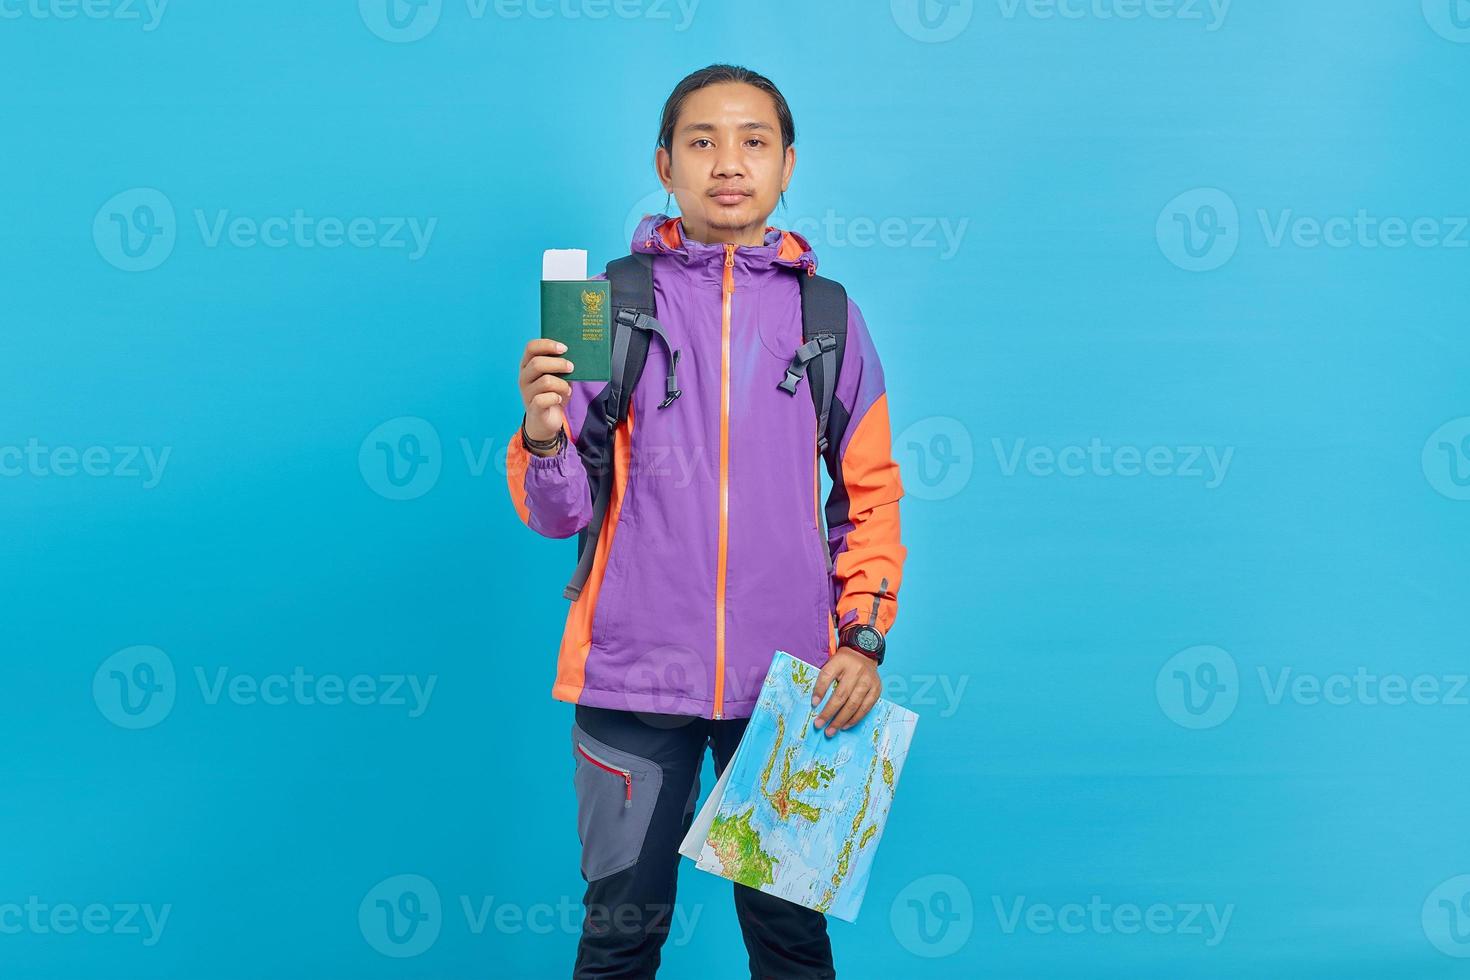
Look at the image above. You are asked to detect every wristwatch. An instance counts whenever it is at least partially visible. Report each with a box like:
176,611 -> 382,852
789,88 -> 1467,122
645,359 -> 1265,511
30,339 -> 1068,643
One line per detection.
839,623 -> 886,666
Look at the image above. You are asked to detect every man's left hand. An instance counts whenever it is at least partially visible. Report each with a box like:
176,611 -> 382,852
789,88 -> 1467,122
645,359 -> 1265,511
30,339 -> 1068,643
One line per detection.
811,647 -> 881,737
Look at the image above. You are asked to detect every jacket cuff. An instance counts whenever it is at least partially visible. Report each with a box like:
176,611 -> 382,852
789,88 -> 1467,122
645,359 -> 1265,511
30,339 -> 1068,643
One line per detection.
525,432 -> 572,470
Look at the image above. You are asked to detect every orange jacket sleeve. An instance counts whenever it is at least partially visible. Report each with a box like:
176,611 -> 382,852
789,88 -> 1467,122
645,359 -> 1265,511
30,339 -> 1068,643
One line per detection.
825,298 -> 906,639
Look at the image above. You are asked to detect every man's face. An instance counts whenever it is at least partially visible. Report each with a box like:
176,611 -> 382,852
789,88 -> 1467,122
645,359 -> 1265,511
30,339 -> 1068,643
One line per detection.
656,81 -> 795,245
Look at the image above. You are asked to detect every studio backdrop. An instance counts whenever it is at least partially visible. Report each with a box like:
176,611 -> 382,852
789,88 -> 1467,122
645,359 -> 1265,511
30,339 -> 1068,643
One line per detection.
3,1 -> 1469,977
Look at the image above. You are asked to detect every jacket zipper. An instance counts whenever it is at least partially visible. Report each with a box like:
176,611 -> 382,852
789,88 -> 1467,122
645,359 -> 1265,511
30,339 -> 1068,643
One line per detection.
576,741 -> 632,808
714,242 -> 735,719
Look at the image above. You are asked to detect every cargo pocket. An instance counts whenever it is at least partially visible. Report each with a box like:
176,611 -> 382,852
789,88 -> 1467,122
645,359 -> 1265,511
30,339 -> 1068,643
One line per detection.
570,723 -> 664,881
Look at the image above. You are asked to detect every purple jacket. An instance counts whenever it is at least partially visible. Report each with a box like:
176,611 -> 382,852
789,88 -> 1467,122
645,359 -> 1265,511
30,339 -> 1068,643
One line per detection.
508,214 -> 905,719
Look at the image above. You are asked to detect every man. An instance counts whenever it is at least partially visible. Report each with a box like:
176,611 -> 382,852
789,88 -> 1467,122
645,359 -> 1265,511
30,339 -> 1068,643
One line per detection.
507,64 -> 906,979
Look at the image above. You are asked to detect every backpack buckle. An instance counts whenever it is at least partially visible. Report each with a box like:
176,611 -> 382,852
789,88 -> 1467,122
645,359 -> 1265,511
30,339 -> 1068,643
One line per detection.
658,348 -> 682,409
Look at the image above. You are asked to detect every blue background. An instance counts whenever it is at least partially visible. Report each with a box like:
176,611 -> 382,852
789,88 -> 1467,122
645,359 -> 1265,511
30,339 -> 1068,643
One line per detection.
4,0 -> 1469,976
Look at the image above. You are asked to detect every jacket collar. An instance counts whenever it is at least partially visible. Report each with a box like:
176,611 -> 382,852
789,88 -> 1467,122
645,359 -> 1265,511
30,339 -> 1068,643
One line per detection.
630,213 -> 817,276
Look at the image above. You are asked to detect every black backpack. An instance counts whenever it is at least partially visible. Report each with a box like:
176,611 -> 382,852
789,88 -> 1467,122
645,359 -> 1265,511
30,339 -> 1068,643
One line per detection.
563,254 -> 848,600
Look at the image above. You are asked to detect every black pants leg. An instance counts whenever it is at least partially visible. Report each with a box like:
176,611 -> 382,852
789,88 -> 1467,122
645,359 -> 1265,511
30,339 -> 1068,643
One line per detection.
709,717 -> 835,980
569,705 -> 835,980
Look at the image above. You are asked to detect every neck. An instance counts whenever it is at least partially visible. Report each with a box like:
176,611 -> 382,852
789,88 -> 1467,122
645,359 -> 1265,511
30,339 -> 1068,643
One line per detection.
678,215 -> 767,248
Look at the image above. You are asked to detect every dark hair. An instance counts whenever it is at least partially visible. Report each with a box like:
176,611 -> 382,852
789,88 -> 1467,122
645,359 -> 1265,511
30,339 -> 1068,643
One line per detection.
657,64 -> 796,154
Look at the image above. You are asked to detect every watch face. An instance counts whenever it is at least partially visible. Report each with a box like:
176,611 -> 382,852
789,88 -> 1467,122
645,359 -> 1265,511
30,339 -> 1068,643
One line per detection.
855,629 -> 880,652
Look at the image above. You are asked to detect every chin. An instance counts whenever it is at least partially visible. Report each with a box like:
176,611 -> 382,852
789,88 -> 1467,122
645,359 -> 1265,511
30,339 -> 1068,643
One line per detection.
705,205 -> 758,229
706,213 -> 747,229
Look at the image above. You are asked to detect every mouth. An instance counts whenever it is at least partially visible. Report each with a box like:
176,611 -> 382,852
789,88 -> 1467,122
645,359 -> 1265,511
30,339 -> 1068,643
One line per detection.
709,188 -> 751,207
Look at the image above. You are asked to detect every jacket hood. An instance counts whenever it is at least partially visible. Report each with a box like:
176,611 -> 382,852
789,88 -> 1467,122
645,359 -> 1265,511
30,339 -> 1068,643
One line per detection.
631,213 -> 818,275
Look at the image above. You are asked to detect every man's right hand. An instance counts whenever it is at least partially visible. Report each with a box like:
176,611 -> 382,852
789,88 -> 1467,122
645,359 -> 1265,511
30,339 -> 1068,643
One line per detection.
519,338 -> 575,455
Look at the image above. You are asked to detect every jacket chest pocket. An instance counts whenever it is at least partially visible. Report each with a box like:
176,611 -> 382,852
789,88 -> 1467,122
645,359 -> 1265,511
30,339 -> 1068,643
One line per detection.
755,290 -> 805,363
570,724 -> 664,881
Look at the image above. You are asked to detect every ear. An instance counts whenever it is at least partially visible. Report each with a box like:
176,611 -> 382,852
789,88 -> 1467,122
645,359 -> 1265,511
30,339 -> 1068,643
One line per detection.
781,145 -> 796,193
655,146 -> 674,191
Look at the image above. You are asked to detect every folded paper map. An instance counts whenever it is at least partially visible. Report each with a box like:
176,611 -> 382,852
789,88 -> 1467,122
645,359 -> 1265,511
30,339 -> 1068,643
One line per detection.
678,651 -> 918,922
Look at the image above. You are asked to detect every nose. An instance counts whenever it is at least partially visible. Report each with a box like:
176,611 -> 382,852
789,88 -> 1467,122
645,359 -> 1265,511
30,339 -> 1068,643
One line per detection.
712,141 -> 745,180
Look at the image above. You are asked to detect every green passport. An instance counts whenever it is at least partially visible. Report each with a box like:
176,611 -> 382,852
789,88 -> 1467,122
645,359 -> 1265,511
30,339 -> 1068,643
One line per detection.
541,279 -> 611,382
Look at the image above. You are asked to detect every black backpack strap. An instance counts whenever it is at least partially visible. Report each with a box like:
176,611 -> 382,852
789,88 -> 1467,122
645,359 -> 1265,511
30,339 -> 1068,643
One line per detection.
563,255 -> 681,600
782,272 -> 848,454
602,254 -> 656,430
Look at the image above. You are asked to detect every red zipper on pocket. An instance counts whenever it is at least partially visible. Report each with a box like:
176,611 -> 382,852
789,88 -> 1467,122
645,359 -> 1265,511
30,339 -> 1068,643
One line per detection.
577,742 -> 632,808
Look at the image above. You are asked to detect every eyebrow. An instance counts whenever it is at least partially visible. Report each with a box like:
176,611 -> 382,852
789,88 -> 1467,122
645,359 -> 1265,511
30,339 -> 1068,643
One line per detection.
679,121 -> 776,135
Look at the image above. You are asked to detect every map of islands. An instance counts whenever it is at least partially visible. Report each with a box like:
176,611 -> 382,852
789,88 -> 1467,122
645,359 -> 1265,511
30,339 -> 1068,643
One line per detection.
679,651 -> 918,922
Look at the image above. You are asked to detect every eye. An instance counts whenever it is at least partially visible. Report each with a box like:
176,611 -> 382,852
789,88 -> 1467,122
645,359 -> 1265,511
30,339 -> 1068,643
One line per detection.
691,138 -> 713,149
746,138 -> 766,148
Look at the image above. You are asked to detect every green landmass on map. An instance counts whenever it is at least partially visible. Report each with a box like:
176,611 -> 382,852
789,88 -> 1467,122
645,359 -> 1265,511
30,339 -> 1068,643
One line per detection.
758,713 -> 835,823
791,660 -> 814,688
707,806 -> 777,887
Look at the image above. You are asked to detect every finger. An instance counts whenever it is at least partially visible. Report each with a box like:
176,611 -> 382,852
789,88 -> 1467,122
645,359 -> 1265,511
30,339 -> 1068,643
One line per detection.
529,374 -> 573,398
841,687 -> 880,730
521,338 -> 567,368
814,673 -> 853,730
520,355 -> 576,382
826,683 -> 871,735
528,391 -> 564,410
811,660 -> 841,707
